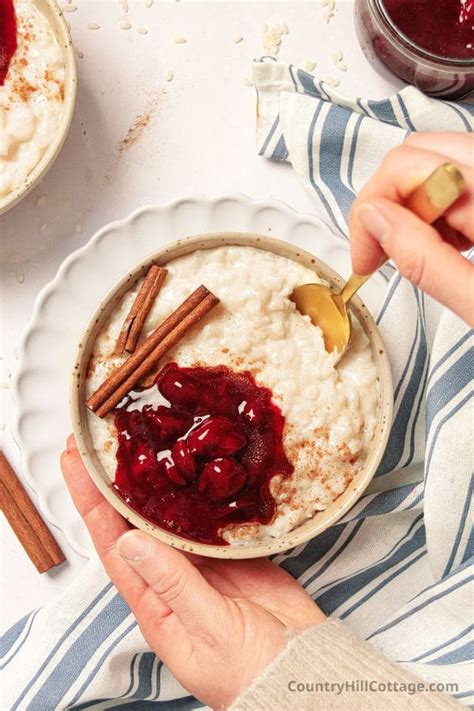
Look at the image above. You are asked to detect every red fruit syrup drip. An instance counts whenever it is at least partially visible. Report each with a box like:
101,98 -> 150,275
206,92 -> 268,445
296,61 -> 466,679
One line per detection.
0,0 -> 17,85
113,363 -> 294,545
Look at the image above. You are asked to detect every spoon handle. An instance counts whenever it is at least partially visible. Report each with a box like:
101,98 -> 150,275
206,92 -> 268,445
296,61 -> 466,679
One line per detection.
341,162 -> 466,306
406,162 -> 465,223
340,273 -> 371,304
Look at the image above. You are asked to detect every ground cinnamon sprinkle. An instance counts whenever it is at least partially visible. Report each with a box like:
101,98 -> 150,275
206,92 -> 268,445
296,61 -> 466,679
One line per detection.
118,111 -> 152,154
336,442 -> 357,464
5,19 -> 36,102
44,69 -> 65,100
86,356 -> 98,379
15,77 -> 36,101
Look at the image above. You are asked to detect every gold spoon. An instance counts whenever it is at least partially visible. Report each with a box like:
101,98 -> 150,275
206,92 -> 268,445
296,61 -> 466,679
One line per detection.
290,163 -> 466,356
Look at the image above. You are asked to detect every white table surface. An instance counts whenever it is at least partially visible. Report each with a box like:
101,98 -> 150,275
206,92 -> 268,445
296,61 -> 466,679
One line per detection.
0,0 -> 402,631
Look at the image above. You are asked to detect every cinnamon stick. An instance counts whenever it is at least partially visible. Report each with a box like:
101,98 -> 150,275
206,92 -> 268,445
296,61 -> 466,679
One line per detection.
114,264 -> 168,355
139,367 -> 164,390
87,285 -> 211,413
0,452 -> 65,573
96,292 -> 220,417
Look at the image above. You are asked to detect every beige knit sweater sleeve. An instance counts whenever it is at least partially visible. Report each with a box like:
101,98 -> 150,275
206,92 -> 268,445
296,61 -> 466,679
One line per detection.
229,619 -> 461,710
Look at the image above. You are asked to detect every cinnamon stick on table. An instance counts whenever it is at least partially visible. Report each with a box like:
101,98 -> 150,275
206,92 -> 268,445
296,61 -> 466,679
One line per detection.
114,264 -> 168,356
0,451 -> 65,573
86,285 -> 220,418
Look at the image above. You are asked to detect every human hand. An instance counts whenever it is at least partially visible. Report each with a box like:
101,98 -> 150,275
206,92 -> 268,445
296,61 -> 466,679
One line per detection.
61,436 -> 325,710
349,132 -> 474,326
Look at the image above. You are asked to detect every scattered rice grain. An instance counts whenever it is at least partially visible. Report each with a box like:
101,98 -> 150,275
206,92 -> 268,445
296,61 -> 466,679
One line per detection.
262,23 -> 286,56
266,28 -> 282,45
323,76 -> 340,87
76,49 -> 84,58
233,33 -> 243,43
137,26 -> 148,34
322,0 -> 336,22
144,0 -> 153,6
120,20 -> 131,29
62,4 -> 77,11
243,77 -> 254,87
330,51 -> 347,71
165,70 -> 174,82
87,23 -> 100,30
15,266 -> 25,284
36,194 -> 46,208
303,59 -> 316,72
175,35 -> 187,43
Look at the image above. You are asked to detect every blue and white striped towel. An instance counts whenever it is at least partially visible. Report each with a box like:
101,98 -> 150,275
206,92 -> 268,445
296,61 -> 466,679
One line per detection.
2,63 -> 473,709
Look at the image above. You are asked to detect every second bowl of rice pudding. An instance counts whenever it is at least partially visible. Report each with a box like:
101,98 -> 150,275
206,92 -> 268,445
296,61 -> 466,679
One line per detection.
0,0 -> 76,213
71,233 -> 393,558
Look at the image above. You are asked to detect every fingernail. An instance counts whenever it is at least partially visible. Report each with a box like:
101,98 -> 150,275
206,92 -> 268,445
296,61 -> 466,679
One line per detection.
117,531 -> 152,562
356,204 -> 390,244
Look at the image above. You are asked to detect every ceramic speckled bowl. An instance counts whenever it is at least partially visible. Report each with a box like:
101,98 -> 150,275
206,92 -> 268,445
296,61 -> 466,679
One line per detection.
71,232 -> 393,559
0,0 -> 77,215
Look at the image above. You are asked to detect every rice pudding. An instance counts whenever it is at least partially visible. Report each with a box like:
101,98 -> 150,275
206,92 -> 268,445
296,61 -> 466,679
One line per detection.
0,0 -> 65,198
86,245 -> 379,545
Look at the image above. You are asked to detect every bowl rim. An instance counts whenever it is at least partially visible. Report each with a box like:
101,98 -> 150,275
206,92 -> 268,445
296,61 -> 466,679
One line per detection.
70,231 -> 393,559
0,0 -> 77,215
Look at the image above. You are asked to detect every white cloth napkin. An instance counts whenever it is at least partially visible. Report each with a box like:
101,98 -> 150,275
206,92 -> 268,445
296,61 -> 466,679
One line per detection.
1,63 -> 473,709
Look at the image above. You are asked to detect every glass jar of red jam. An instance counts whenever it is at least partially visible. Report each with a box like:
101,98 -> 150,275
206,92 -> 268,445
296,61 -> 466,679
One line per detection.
354,0 -> 474,99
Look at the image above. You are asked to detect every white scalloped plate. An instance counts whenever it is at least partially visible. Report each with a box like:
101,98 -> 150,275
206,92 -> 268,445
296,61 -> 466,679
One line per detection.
13,194 -> 388,557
